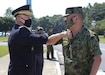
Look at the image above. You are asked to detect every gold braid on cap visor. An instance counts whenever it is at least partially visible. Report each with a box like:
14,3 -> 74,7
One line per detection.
14,10 -> 32,16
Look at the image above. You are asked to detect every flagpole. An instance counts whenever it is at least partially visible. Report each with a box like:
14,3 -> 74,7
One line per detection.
26,0 -> 35,31
26,0 -> 31,5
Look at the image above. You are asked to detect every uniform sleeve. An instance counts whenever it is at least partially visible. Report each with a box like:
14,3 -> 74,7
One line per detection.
89,35 -> 102,56
30,33 -> 48,45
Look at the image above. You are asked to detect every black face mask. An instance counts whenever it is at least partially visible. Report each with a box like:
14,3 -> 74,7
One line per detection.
19,16 -> 32,27
24,19 -> 32,27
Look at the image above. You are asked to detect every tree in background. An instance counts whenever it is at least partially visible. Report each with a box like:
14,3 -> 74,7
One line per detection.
0,17 -> 15,36
1,3 -> 105,36
83,2 -> 105,35
4,7 -> 13,18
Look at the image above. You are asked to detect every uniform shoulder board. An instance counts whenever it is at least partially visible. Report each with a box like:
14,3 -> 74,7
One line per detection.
45,33 -> 48,37
89,30 -> 95,36
89,30 -> 99,42
19,26 -> 27,29
19,26 -> 31,31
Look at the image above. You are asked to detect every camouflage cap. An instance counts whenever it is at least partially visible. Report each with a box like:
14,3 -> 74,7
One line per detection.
64,6 -> 83,17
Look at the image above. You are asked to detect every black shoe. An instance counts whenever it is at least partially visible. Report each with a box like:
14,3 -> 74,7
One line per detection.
52,57 -> 56,59
47,57 -> 50,60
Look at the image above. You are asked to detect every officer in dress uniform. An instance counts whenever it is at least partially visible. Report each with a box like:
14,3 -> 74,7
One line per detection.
8,5 -> 48,75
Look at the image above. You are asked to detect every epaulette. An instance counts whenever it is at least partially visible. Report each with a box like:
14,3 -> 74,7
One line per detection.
45,33 -> 48,37
89,30 -> 96,37
89,30 -> 99,41
19,26 -> 31,31
19,26 -> 27,29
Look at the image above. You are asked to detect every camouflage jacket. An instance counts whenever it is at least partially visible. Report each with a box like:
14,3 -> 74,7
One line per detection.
57,26 -> 102,75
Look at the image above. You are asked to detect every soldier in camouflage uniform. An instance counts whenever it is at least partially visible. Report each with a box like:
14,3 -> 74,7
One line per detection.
47,6 -> 102,75
63,6 -> 102,75
47,26 -> 55,59
47,7 -> 102,75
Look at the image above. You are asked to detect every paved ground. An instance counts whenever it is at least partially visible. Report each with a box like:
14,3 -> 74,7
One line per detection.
0,51 -> 60,75
0,54 -> 9,75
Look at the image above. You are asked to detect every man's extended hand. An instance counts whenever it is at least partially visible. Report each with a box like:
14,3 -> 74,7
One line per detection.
61,30 -> 72,39
46,30 -> 72,45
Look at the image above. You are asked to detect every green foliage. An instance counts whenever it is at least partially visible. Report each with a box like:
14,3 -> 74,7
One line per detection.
4,7 -> 13,17
0,17 -> 15,33
0,46 -> 8,58
37,17 -> 52,32
91,3 -> 105,21
0,2 -> 105,37
96,19 -> 105,35
0,7 -> 14,35
33,15 -> 64,33
83,2 -> 105,34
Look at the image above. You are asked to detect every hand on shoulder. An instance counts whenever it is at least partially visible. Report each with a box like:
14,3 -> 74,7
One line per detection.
61,30 -> 72,39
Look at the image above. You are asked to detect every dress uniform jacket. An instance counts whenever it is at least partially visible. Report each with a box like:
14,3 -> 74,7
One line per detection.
32,40 -> 44,75
8,24 -> 48,75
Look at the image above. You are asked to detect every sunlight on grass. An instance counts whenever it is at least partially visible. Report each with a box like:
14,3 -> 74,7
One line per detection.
0,46 -> 8,58
0,36 -> 8,42
0,35 -> 104,58
99,35 -> 105,43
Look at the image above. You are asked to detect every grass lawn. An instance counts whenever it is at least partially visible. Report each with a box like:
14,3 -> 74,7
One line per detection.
0,36 -> 8,42
99,35 -> 105,43
0,46 -> 47,58
0,46 -> 8,58
0,35 -> 105,58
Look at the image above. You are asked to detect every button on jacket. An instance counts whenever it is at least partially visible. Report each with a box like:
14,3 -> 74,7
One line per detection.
8,24 -> 48,75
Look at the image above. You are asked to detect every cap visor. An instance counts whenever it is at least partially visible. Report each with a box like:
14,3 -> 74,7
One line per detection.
14,10 -> 32,16
63,14 -> 70,17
